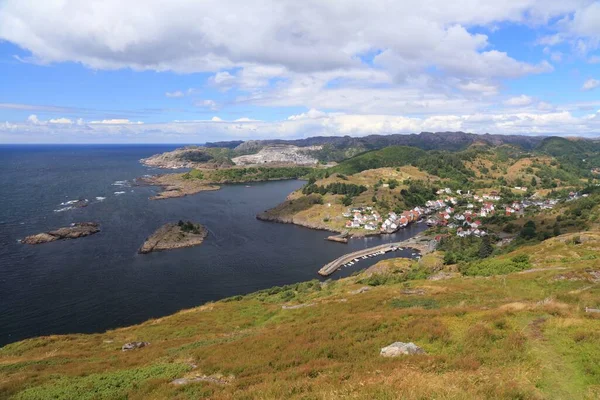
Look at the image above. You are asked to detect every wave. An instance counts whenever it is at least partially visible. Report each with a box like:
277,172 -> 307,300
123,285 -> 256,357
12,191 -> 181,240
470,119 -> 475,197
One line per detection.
96,196 -> 106,201
114,191 -> 126,195
55,198 -> 89,212
112,180 -> 130,187
60,199 -> 82,206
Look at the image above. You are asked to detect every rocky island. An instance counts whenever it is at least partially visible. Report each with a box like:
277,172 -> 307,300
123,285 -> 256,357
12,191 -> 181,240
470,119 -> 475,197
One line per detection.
21,222 -> 100,245
139,221 -> 208,254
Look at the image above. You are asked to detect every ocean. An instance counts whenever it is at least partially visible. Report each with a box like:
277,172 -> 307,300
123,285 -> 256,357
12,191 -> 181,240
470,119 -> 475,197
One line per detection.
0,145 -> 426,346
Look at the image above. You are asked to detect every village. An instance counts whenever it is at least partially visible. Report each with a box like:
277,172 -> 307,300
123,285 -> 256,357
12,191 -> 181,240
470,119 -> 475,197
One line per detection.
340,186 -> 573,239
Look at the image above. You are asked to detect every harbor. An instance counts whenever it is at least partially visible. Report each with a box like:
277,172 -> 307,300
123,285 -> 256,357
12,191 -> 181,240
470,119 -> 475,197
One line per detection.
318,236 -> 436,276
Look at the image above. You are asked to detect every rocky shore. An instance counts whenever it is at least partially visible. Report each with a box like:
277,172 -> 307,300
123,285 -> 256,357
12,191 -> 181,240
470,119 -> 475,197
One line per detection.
22,222 -> 100,245
139,222 -> 208,254
256,212 -> 379,237
138,174 -> 220,200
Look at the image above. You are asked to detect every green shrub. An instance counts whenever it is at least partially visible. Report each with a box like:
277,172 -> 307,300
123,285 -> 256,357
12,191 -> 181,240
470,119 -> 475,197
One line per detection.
459,255 -> 531,276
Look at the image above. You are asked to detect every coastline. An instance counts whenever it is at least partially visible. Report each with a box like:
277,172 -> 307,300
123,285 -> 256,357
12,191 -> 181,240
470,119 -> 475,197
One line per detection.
139,173 -> 308,200
138,174 -> 221,199
256,212 -> 383,237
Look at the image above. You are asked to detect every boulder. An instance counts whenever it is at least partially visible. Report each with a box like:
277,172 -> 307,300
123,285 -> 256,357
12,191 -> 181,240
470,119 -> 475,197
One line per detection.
380,342 -> 425,357
122,341 -> 150,351
350,286 -> 371,295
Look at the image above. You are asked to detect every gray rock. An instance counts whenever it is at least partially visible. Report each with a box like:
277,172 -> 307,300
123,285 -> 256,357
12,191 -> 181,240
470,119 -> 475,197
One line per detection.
350,286 -> 371,295
122,341 -> 150,351
172,374 -> 231,385
380,342 -> 425,357
282,303 -> 314,310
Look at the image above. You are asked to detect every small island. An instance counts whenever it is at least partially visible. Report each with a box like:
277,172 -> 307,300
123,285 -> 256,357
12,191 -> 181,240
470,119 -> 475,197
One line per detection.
139,221 -> 208,254
21,222 -> 100,245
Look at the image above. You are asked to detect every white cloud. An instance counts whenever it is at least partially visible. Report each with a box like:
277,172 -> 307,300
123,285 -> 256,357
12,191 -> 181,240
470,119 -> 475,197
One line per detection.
456,81 -> 499,96
49,117 -> 73,124
165,91 -> 184,98
287,108 -> 329,121
582,78 -> 600,91
89,119 -> 143,125
3,108 -> 600,143
3,121 -> 18,130
0,0 -> 570,79
196,100 -> 218,110
589,55 -> 600,64
27,114 -> 41,125
504,95 -> 534,107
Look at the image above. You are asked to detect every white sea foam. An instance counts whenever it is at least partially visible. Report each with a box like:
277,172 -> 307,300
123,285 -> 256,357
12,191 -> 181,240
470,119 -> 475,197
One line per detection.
112,180 -> 130,187
54,206 -> 73,212
60,199 -> 80,206
114,191 -> 126,195
96,196 -> 106,201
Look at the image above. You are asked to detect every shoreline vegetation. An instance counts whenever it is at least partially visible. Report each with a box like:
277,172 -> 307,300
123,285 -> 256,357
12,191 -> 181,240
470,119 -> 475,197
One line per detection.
139,166 -> 313,200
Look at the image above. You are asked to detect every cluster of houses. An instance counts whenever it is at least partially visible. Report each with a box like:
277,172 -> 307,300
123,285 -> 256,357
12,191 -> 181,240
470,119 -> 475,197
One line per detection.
343,207 -> 382,231
380,207 -> 425,233
340,185 -> 569,237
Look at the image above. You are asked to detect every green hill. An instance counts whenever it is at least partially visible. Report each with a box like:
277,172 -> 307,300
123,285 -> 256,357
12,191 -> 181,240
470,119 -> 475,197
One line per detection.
330,146 -> 426,175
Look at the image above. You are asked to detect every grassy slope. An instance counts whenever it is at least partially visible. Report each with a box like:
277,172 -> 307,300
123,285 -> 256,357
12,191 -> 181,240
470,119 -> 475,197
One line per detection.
1,234 -> 599,399
258,167 -> 435,233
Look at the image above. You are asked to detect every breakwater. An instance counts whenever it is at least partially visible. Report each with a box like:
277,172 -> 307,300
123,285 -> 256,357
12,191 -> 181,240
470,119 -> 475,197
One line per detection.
318,236 -> 435,276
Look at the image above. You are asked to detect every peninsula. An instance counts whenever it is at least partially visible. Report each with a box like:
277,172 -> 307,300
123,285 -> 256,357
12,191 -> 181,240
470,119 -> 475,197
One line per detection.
21,222 -> 100,245
139,221 -> 208,253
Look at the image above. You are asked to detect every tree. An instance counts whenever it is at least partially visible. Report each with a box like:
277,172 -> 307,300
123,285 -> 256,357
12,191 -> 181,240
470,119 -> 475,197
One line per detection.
478,236 -> 494,259
341,195 -> 353,206
531,176 -> 537,187
520,220 -> 537,240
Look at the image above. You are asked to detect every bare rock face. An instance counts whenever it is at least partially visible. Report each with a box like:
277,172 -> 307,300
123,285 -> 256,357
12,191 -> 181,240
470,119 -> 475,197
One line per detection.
22,223 -> 100,245
232,145 -> 321,166
380,342 -> 426,357
139,222 -> 208,254
122,341 -> 150,351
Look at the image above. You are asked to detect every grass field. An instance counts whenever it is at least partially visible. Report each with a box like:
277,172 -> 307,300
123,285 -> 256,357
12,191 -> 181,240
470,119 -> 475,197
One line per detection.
1,232 -> 599,399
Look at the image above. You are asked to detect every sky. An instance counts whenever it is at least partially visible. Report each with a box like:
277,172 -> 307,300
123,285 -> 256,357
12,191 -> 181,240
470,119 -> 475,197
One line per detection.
0,0 -> 599,144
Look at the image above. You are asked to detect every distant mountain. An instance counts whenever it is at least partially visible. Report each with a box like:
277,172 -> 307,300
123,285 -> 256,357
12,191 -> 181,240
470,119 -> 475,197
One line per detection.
206,132 -> 547,157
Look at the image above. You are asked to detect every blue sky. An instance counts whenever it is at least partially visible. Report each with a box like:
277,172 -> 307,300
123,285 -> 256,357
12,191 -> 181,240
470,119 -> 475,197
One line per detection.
0,1 -> 599,143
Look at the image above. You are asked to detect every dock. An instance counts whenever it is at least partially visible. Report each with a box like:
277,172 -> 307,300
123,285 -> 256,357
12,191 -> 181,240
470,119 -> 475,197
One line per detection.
318,236 -> 435,276
326,231 -> 351,244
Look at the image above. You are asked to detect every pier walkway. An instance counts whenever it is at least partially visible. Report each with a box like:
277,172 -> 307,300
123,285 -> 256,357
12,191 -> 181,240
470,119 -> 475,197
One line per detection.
318,236 -> 435,276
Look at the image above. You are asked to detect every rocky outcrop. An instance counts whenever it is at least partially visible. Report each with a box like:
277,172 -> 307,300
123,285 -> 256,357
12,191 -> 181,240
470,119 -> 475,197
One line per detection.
380,342 -> 425,357
281,303 -> 315,310
172,374 -> 233,385
138,174 -> 220,200
232,145 -> 321,166
122,342 -> 150,351
22,222 -> 100,245
139,222 -> 208,254
350,287 -> 371,295
140,146 -> 232,169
